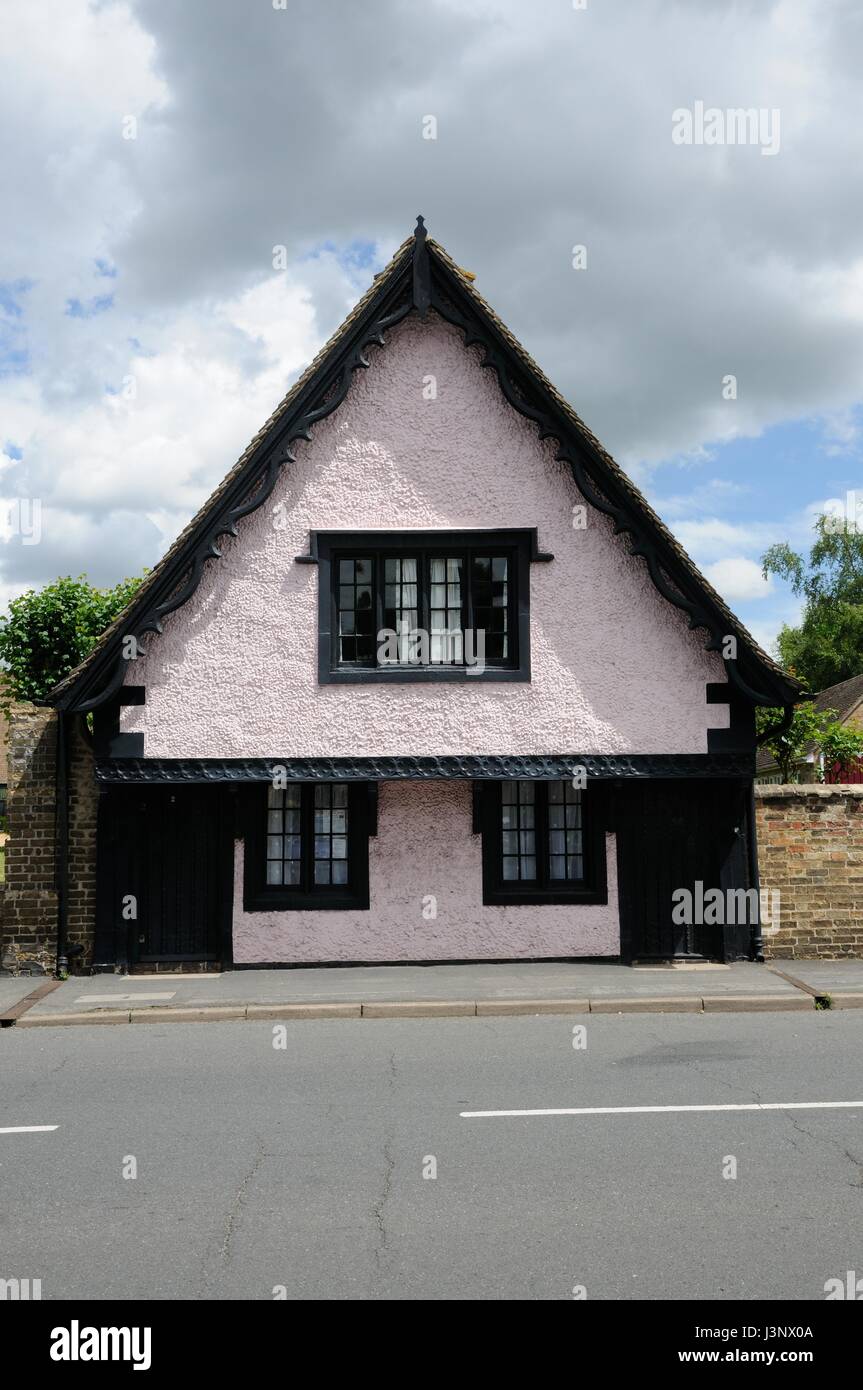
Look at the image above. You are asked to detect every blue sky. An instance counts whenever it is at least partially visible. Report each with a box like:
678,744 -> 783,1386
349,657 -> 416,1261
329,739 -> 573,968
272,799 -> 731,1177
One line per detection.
1,0 -> 860,665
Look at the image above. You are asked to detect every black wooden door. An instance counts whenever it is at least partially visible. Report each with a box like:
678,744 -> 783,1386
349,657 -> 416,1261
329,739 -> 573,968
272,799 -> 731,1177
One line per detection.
615,779 -> 751,962
95,786 -> 231,967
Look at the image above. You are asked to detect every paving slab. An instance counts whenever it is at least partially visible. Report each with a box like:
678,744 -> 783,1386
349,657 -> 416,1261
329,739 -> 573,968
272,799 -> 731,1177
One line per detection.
776,960 -> 863,999
588,963 -> 801,999
0,977 -> 47,1014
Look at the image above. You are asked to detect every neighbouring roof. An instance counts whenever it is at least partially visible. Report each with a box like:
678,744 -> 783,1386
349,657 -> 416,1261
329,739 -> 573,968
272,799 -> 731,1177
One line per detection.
50,217 -> 802,714
756,672 -> 863,770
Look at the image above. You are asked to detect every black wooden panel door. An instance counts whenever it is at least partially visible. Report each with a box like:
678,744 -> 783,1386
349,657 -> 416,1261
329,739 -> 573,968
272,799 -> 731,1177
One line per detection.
136,787 -> 226,962
616,779 -> 750,962
95,786 -> 230,966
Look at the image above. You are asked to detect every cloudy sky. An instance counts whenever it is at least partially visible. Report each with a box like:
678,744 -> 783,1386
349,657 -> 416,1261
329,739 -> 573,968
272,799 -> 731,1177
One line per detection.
1,0 -> 861,655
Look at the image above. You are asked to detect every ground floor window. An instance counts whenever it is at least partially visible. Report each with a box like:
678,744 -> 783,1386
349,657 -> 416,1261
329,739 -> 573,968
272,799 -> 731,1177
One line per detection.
243,781 -> 370,911
480,779 -> 607,906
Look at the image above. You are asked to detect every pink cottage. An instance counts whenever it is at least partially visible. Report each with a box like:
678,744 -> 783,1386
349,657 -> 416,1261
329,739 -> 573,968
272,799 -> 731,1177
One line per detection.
50,220 -> 799,971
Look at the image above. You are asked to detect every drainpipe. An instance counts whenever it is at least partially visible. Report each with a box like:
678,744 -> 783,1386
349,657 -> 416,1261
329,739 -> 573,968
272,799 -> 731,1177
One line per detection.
747,778 -> 762,962
55,708 -> 69,977
754,702 -> 795,748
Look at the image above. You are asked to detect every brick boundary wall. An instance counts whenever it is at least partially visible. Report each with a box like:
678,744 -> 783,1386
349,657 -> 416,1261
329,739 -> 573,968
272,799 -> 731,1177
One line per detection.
0,703 -> 98,976
755,784 -> 863,960
67,714 -> 99,965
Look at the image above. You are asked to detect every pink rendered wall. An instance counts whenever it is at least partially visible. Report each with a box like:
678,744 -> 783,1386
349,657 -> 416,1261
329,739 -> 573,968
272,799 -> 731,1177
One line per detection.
121,313 -> 728,758
232,780 -> 620,962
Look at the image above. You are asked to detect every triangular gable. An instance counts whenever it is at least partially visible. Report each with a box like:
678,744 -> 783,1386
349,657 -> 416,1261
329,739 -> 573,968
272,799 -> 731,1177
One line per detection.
50,217 -> 800,713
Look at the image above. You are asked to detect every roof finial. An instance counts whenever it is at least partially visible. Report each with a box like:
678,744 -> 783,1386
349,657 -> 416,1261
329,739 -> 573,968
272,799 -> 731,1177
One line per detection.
412,214 -> 431,316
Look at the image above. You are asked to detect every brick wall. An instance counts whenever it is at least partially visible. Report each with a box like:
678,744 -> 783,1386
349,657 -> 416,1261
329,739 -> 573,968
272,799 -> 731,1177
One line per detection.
755,785 -> 863,959
0,703 -> 98,976
67,715 -> 99,963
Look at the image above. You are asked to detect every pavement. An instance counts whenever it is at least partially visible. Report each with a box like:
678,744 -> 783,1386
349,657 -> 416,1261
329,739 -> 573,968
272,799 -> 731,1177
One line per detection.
2,1009 -> 862,1299
3,958 -> 863,1027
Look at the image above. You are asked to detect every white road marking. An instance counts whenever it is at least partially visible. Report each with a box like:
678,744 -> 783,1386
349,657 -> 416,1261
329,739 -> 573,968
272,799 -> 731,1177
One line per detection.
0,1125 -> 59,1134
74,992 -> 176,1003
461,1100 -> 863,1118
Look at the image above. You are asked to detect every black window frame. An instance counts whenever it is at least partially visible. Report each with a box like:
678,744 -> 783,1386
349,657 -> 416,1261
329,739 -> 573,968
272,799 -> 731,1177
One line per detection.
312,529 -> 536,684
243,782 -> 371,912
479,779 -> 608,906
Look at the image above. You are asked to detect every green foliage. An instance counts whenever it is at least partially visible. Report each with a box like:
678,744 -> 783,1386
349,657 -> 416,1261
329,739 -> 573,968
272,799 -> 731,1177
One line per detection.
755,701 -> 835,782
819,718 -> 863,772
762,514 -> 863,689
757,700 -> 863,781
0,572 -> 146,710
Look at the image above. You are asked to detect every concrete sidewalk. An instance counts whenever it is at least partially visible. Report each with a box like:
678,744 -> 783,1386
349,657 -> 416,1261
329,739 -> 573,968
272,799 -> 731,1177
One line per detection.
4,958 -> 863,1028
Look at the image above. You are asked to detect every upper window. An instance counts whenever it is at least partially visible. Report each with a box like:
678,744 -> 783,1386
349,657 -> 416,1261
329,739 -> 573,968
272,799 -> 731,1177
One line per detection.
311,530 -> 540,683
479,779 -> 608,906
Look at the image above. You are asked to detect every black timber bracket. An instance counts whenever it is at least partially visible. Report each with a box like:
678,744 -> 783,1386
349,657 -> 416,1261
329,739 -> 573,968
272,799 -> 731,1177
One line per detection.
92,685 -> 146,758
706,682 -> 756,754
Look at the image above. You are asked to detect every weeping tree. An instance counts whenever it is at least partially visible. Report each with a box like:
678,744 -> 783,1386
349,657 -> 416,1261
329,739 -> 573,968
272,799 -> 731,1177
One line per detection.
761,513 -> 863,691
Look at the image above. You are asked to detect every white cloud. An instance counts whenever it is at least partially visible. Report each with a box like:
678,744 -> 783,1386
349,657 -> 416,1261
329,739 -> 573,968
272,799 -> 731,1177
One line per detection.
703,556 -> 772,601
673,518 -> 775,564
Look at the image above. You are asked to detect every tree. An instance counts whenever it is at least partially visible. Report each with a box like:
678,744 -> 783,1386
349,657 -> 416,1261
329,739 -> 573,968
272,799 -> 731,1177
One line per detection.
761,513 -> 863,690
755,701 -> 835,783
820,718 -> 863,779
0,573 -> 146,710
756,701 -> 863,782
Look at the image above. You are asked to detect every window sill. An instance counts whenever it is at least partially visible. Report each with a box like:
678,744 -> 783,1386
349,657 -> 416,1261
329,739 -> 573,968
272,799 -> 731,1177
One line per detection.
243,889 -> 369,913
482,886 -> 609,907
320,665 -> 529,685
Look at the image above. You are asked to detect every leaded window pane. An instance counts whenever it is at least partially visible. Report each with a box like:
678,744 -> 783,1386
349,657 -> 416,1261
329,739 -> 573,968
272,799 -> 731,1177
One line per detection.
312,783 -> 350,886
547,781 -> 584,880
337,557 -> 375,664
500,781 -> 537,881
473,554 -> 509,660
429,555 -> 463,663
382,556 -> 419,663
